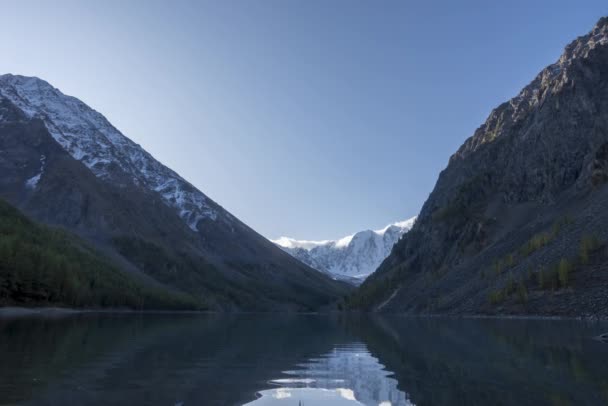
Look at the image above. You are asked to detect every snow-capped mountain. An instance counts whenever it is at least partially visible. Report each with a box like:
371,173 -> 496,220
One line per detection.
0,74 -> 223,231
273,217 -> 416,283
0,73 -> 351,310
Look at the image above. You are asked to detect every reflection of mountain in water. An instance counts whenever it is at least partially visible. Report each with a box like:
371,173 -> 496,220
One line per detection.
0,315 -> 355,406
290,343 -> 412,405
356,316 -> 608,406
249,342 -> 413,405
2,314 -> 608,406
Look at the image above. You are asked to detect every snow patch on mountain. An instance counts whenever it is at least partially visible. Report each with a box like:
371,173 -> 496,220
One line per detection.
273,237 -> 333,250
0,74 -> 221,231
25,155 -> 46,189
25,173 -> 42,189
273,217 -> 416,282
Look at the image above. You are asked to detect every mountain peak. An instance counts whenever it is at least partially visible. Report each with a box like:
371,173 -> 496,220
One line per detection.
272,236 -> 331,250
0,74 -> 223,231
274,218 -> 417,251
0,74 -> 59,99
273,217 -> 417,282
452,16 -> 608,162
0,73 -> 45,84
561,16 -> 608,63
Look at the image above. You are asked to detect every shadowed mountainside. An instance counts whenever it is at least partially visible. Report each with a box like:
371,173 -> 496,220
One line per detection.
0,75 -> 351,311
348,17 -> 608,317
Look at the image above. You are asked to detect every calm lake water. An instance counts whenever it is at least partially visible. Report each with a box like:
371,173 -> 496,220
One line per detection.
1,313 -> 608,406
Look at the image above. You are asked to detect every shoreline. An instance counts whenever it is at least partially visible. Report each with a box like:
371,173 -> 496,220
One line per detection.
0,306 -> 216,318
1,306 -> 607,321
390,313 -> 608,322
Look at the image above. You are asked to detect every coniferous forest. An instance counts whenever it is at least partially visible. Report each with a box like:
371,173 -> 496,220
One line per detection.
0,199 -> 203,310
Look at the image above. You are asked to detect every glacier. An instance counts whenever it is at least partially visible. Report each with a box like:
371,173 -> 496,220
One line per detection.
273,217 -> 416,283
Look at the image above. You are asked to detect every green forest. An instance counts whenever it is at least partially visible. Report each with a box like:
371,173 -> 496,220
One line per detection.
0,199 -> 203,310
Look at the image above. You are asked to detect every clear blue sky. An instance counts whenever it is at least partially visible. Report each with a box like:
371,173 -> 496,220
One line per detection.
1,1 -> 606,240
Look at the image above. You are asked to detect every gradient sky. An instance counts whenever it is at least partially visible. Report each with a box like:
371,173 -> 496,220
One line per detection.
1,1 -> 606,240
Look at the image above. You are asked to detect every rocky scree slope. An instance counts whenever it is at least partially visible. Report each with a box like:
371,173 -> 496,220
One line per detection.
348,17 -> 608,318
0,75 -> 351,311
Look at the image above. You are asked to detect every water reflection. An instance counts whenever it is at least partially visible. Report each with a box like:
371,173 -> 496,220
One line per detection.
246,387 -> 363,405
0,313 -> 607,405
0,314 -> 364,406
356,317 -> 608,406
247,342 -> 413,405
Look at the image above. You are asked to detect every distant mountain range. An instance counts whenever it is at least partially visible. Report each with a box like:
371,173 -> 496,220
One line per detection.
0,74 -> 350,311
273,217 -> 416,284
348,17 -> 608,318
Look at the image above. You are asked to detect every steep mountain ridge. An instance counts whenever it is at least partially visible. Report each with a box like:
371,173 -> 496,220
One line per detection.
274,218 -> 415,283
0,74 -> 222,230
348,17 -> 608,317
0,75 -> 351,311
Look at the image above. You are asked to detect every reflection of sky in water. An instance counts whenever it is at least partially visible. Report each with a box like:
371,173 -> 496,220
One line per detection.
245,343 -> 414,405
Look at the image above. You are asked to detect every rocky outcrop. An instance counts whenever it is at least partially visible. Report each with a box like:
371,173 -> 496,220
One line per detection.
349,17 -> 608,317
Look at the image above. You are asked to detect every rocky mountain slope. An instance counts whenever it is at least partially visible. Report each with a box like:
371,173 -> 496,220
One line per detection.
0,74 -> 351,311
274,218 -> 415,283
348,17 -> 608,318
